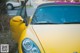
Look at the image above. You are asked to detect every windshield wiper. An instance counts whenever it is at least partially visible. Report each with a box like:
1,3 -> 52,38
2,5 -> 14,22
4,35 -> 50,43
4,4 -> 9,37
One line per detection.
32,22 -> 80,24
32,22 -> 59,24
64,22 -> 80,24
32,20 -> 61,24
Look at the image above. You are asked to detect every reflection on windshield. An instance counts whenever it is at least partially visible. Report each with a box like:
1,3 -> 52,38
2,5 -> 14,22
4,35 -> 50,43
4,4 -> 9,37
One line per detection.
31,5 -> 80,24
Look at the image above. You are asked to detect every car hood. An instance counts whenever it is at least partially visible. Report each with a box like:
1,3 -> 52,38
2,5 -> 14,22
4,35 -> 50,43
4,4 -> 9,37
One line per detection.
32,24 -> 80,53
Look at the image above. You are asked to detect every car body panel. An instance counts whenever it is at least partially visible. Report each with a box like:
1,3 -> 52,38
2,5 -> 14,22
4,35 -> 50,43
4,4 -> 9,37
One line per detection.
32,24 -> 80,53
18,25 -> 44,53
18,24 -> 80,53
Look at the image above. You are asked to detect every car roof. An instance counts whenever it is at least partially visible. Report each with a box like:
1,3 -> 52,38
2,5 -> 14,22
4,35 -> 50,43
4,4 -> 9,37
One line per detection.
37,2 -> 80,8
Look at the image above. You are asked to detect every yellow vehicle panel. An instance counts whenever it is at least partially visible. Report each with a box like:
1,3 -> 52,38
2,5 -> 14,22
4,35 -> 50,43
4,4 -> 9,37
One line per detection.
18,24 -> 80,53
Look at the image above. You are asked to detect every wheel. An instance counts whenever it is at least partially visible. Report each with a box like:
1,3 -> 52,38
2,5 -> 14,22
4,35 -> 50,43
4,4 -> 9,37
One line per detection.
7,4 -> 14,10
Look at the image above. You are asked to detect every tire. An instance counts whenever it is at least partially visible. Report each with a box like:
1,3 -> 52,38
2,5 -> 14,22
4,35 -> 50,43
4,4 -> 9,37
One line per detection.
7,4 -> 14,10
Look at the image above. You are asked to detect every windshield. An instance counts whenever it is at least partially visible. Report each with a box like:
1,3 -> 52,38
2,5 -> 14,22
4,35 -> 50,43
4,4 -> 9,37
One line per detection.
31,5 -> 80,24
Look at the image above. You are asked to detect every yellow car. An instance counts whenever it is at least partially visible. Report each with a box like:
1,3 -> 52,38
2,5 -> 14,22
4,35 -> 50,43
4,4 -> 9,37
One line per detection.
10,2 -> 80,53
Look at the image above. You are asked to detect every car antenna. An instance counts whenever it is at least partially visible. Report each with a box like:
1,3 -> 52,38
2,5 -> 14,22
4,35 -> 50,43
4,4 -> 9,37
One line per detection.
17,0 -> 28,26
24,0 -> 28,26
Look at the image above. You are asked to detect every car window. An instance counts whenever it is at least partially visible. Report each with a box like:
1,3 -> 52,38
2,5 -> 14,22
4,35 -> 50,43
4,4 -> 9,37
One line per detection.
31,5 -> 80,24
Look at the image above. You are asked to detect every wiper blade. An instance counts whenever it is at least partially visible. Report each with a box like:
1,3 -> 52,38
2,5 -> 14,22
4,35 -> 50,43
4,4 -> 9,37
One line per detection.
32,21 -> 58,24
64,22 -> 80,24
32,22 -> 59,24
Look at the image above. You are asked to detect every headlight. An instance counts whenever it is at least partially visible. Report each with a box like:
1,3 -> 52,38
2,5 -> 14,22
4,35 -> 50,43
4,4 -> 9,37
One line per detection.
22,38 -> 41,53
32,47 -> 40,53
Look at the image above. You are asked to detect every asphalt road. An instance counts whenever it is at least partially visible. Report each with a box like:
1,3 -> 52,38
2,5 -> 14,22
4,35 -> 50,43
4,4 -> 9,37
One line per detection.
7,7 -> 36,17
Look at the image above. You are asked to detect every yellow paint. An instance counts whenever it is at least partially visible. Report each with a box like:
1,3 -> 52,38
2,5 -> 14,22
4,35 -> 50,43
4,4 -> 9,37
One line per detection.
18,28 -> 27,53
10,16 -> 80,53
32,25 -> 80,53
18,25 -> 44,53
10,16 -> 26,42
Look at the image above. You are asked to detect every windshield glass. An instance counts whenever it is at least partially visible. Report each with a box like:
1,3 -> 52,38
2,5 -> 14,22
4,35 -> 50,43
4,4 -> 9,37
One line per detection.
31,5 -> 80,24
